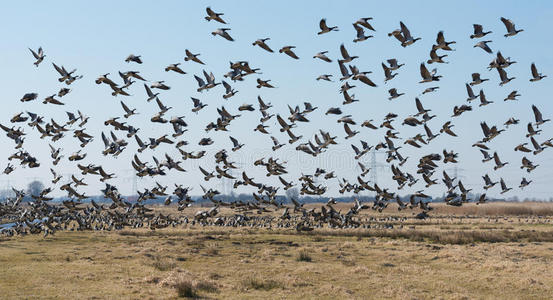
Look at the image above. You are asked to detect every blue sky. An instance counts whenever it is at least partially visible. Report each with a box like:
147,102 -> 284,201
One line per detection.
0,0 -> 552,199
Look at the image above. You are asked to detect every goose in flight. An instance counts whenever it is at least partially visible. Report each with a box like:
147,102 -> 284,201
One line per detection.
427,48 -> 448,64
440,121 -> 457,137
514,143 -> 532,153
399,21 -> 421,47
526,122 -> 541,138
482,174 -> 498,190
497,68 -> 515,86
493,152 -> 508,170
151,81 -> 170,90
184,49 -> 205,64
165,63 -> 186,74
279,46 -> 299,59
29,47 -> 45,67
142,84 -> 158,102
382,63 -> 398,82
532,105 -> 550,127
271,136 -> 285,151
470,24 -> 492,39
500,17 -> 523,37
530,137 -> 545,155
212,28 -> 234,41
20,93 -> 38,102
120,101 -> 138,118
313,51 -> 332,63
256,78 -> 274,88
222,81 -> 238,99
519,177 -> 532,189
316,74 -> 332,81
252,38 -> 273,53
470,73 -> 489,86
479,90 -> 493,106
466,83 -> 478,101
474,40 -> 493,54
388,88 -> 404,100
419,63 -> 441,83
339,44 -> 357,63
343,123 -> 359,139
318,18 -> 338,34
499,178 -> 512,194
433,31 -> 456,51
205,7 -> 226,24
353,23 -> 373,42
521,156 -> 539,173
504,90 -> 520,101
480,149 -> 493,162
530,63 -> 546,82
125,54 -> 142,64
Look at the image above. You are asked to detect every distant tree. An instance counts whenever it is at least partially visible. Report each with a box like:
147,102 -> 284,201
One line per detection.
27,180 -> 44,196
285,188 -> 299,201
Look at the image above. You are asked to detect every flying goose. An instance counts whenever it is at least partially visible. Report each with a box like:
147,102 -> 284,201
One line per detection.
125,54 -> 142,64
205,7 -> 226,24
433,31 -> 456,50
530,137 -> 545,155
252,38 -> 274,52
470,73 -> 489,86
222,81 -> 238,99
29,47 -> 45,67
470,24 -> 492,39
497,68 -> 515,86
482,174 -> 498,190
479,90 -> 493,106
419,63 -> 441,83
388,88 -> 404,100
500,17 -> 523,37
279,46 -> 299,59
519,177 -> 532,189
353,23 -> 373,42
165,63 -> 186,74
427,49 -> 448,64
184,49 -> 205,64
526,122 -> 541,137
493,152 -> 508,170
532,105 -> 550,127
479,149 -> 492,163
120,101 -> 138,118
318,18 -> 338,34
313,51 -> 332,62
530,63 -> 546,82
473,40 -> 493,53
212,28 -> 234,41
504,90 -> 520,101
499,178 -> 512,194
339,44 -> 357,63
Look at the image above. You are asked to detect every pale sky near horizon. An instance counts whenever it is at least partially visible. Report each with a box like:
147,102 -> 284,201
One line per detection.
0,0 -> 552,200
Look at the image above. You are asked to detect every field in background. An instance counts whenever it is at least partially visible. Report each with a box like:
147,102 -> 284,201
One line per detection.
2,201 -> 553,299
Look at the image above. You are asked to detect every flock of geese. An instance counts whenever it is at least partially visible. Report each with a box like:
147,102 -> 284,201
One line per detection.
0,7 -> 551,236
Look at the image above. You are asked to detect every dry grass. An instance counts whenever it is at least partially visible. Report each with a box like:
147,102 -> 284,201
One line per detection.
3,204 -> 553,299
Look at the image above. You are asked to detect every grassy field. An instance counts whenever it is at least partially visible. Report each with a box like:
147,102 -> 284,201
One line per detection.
2,202 -> 553,299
